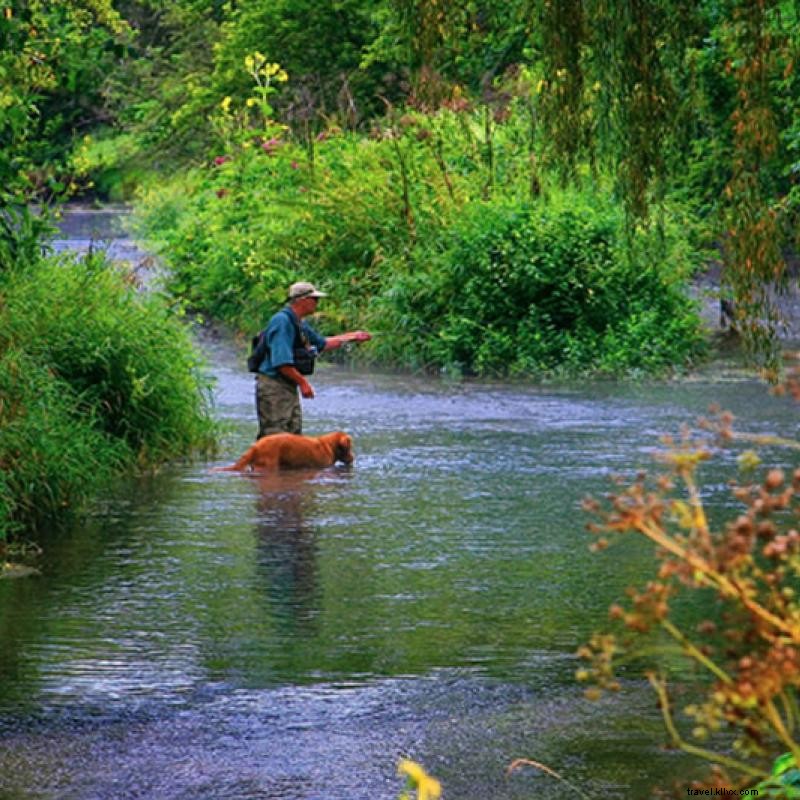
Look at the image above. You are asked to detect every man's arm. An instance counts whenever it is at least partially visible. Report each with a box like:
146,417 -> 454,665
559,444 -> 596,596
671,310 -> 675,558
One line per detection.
322,330 -> 371,352
277,365 -> 315,398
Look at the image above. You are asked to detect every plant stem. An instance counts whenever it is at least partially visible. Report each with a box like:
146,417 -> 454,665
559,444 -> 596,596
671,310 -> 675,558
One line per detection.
764,700 -> 800,767
659,618 -> 733,684
647,672 -> 763,779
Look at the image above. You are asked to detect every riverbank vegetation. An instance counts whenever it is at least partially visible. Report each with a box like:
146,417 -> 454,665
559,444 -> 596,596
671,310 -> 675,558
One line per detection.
133,118 -> 707,376
6,2 -> 799,376
581,368 -> 800,795
79,1 -> 800,375
1,3 -> 216,543
0,244 -> 217,539
0,209 -> 217,542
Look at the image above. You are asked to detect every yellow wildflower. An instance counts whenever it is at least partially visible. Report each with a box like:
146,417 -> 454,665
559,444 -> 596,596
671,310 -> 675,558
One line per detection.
397,759 -> 442,800
220,96 -> 232,112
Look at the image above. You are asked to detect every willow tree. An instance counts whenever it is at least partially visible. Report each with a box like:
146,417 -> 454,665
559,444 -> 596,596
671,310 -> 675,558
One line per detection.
718,0 -> 792,373
536,0 -> 798,370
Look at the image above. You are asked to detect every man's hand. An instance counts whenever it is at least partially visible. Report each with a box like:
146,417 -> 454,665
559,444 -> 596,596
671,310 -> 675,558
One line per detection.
325,331 -> 372,350
278,365 -> 315,397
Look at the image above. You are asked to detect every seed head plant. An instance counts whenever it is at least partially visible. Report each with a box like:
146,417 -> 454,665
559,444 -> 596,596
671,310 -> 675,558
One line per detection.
580,359 -> 800,796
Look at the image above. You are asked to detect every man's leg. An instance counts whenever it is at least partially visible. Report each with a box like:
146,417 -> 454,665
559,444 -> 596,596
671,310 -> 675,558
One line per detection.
256,375 -> 302,438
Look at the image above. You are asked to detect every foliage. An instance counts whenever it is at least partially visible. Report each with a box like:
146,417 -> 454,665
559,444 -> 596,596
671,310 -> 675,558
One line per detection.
369,195 -> 706,376
0,0 -> 130,202
717,0 -> 794,373
8,0 -> 797,375
0,248 -> 217,538
533,0 -> 798,367
0,346 -> 129,538
211,0 -> 388,128
579,366 -> 800,792
135,63 -> 706,378
756,751 -> 800,797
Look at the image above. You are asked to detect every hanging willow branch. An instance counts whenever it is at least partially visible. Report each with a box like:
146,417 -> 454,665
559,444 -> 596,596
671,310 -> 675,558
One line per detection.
588,0 -> 689,219
721,0 -> 787,373
537,0 -> 586,183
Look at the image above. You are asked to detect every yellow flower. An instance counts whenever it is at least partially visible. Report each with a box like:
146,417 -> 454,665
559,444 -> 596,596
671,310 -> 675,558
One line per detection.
276,69 -> 288,82
397,760 -> 442,800
246,97 -> 257,107
737,450 -> 761,471
220,96 -> 232,112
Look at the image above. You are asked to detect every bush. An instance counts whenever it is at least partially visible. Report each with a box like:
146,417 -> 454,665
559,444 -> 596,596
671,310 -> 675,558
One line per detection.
0,348 -> 129,536
134,131 -> 422,335
369,195 -> 707,376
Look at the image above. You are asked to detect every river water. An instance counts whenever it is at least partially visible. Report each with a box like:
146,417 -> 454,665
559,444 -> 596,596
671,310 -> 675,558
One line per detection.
1,209 -> 797,799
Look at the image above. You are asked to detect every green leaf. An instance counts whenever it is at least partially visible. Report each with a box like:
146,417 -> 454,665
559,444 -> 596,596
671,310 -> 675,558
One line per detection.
773,753 -> 797,777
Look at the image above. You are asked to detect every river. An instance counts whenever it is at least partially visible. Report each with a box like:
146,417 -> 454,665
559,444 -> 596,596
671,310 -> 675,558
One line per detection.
0,208 -> 796,799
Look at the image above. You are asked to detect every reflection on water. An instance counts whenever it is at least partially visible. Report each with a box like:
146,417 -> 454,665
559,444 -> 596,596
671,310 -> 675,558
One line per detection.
252,471 -> 329,635
1,210 -> 797,798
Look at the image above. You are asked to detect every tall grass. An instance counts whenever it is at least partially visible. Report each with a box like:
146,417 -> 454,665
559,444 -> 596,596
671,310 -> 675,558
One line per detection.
0,249 -> 217,539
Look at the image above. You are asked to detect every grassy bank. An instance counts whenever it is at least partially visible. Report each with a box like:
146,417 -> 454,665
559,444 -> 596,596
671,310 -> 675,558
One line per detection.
0,226 -> 217,542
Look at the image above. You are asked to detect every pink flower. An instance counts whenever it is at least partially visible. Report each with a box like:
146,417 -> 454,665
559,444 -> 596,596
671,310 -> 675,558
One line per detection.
261,137 -> 282,155
213,155 -> 230,166
290,160 -> 300,170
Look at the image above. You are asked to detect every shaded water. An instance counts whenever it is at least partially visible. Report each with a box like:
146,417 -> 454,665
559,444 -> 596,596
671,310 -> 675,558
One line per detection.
1,210 -> 798,799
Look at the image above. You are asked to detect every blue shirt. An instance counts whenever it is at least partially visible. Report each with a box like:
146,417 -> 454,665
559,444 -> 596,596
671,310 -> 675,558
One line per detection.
258,307 -> 327,377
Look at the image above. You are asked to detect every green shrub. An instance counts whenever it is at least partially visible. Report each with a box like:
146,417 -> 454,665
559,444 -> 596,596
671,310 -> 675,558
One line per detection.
0,348 -> 129,537
134,132 -> 423,335
0,250 -> 217,538
369,196 -> 707,376
134,114 -> 707,378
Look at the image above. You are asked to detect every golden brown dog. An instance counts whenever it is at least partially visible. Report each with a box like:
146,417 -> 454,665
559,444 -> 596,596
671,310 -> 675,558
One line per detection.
215,431 -> 354,472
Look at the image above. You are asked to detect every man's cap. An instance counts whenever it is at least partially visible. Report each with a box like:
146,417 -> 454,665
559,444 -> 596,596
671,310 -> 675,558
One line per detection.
288,281 -> 327,300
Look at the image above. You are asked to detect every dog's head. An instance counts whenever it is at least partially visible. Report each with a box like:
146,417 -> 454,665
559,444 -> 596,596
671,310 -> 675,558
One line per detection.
333,432 -> 354,464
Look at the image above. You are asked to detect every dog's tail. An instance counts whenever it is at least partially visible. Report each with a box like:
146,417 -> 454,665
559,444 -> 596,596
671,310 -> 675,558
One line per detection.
211,446 -> 256,472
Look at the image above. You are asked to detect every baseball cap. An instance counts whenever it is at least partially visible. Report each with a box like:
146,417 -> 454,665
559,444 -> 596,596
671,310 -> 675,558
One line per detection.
288,281 -> 327,300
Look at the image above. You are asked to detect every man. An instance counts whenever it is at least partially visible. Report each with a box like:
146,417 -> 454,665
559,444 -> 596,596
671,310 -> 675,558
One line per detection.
254,281 -> 371,438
